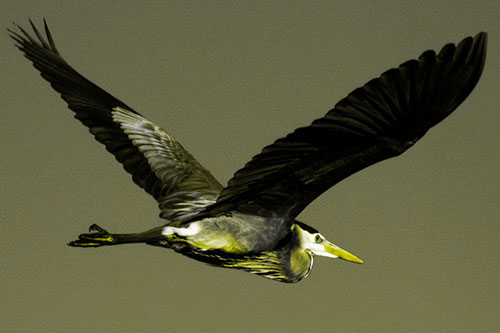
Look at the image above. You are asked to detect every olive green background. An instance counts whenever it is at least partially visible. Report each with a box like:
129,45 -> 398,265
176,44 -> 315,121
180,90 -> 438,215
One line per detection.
2,1 -> 499,332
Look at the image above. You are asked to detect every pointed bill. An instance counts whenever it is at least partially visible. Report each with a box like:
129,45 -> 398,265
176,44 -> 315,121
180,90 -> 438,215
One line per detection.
323,241 -> 364,264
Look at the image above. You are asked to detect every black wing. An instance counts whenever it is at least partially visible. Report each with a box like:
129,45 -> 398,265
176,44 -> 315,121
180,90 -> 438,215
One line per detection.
10,20 -> 223,224
202,32 -> 487,220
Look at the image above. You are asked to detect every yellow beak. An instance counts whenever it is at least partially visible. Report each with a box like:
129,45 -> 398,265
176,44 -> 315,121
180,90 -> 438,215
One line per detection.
322,241 -> 364,264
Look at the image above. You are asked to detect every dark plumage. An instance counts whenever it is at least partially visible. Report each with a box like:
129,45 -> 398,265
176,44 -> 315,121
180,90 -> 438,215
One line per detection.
10,20 -> 486,282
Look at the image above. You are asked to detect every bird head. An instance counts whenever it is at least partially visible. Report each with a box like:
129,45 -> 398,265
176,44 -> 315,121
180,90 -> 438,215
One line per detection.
293,222 -> 363,264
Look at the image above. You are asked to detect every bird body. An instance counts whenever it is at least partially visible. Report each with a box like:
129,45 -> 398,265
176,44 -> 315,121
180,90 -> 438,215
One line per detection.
162,213 -> 287,253
10,20 -> 486,283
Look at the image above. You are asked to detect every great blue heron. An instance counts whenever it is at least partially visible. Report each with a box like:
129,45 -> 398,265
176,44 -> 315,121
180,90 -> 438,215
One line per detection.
10,20 -> 487,282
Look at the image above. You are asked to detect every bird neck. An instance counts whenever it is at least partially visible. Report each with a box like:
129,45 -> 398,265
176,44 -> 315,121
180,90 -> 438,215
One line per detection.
286,225 -> 314,279
258,227 -> 312,281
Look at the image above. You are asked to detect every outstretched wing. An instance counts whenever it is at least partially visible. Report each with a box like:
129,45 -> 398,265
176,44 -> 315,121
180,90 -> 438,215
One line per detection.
10,20 -> 223,224
203,32 -> 487,221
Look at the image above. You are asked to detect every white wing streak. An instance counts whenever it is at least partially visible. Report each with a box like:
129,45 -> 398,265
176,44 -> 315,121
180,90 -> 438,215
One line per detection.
112,107 -> 223,223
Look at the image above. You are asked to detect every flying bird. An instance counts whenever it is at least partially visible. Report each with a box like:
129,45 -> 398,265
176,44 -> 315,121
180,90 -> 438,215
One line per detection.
10,20 -> 487,283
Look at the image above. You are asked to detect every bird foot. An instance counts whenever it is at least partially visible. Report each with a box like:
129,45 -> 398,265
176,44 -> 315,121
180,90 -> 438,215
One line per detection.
68,224 -> 115,247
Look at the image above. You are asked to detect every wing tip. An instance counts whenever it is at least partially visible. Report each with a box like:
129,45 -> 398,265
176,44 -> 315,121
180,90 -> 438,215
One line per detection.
9,18 -> 60,56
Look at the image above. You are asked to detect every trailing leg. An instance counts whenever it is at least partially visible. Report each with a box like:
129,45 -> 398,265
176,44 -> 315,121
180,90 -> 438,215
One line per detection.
68,224 -> 163,247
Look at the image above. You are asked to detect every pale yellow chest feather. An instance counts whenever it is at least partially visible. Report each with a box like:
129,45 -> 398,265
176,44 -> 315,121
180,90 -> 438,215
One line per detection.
289,248 -> 312,276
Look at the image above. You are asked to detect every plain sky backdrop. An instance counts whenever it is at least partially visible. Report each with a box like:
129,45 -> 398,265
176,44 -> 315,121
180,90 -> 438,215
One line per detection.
2,1 -> 499,332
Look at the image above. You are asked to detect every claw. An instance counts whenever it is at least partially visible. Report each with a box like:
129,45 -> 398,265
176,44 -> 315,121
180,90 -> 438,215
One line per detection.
88,224 -> 108,233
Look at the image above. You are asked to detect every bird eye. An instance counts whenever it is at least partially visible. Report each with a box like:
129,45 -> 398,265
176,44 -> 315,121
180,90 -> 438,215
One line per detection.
314,235 -> 322,243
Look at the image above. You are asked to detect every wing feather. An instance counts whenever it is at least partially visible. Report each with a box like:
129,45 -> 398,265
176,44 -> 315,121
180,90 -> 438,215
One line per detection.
203,33 -> 487,220
10,20 -> 223,224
